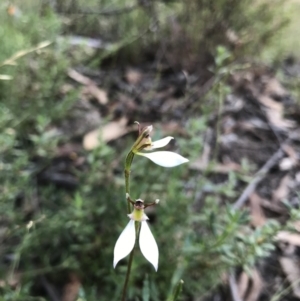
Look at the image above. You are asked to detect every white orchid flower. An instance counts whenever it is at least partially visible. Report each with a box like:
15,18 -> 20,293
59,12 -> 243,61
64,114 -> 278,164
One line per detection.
113,199 -> 159,271
132,125 -> 189,168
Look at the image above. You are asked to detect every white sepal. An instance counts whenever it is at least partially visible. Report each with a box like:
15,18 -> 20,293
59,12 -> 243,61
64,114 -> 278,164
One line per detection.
137,151 -> 189,168
139,221 -> 159,271
146,136 -> 174,150
113,219 -> 136,268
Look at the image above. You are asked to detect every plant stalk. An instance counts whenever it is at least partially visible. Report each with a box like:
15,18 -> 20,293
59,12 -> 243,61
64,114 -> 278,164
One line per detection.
125,151 -> 134,213
121,246 -> 135,301
121,150 -> 136,301
121,222 -> 141,301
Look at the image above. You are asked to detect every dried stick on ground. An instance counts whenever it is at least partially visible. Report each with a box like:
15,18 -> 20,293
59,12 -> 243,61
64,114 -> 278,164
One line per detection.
233,144 -> 286,210
229,272 -> 243,301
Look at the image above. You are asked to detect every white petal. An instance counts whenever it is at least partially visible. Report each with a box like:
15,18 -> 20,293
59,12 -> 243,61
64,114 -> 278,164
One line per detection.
137,151 -> 189,168
147,136 -> 174,150
113,220 -> 136,268
139,221 -> 159,271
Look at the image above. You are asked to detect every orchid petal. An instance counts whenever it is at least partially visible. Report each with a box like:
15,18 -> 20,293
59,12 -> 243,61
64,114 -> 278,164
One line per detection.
113,219 -> 136,268
147,136 -> 174,150
137,151 -> 189,168
139,221 -> 159,271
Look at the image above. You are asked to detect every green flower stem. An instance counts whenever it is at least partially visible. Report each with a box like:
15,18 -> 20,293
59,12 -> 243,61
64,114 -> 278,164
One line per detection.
125,150 -> 135,213
121,247 -> 135,301
122,150 -> 137,301
121,222 -> 141,301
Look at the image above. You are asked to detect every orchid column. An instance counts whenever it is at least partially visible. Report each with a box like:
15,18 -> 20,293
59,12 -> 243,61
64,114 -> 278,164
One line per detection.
114,122 -> 189,301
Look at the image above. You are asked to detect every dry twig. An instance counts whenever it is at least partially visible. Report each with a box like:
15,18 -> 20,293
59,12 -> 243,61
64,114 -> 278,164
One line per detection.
229,272 -> 243,301
233,145 -> 286,209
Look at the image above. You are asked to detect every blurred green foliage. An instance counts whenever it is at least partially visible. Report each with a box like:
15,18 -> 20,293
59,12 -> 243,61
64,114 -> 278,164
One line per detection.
0,0 -> 295,300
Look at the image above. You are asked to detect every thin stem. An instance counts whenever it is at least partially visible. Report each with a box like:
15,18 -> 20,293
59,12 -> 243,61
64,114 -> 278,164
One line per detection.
121,150 -> 136,301
121,247 -> 135,301
125,169 -> 131,214
121,222 -> 141,301
125,151 -> 135,213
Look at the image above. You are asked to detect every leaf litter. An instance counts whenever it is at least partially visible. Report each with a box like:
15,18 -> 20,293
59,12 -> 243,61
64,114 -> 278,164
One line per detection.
20,55 -> 300,301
